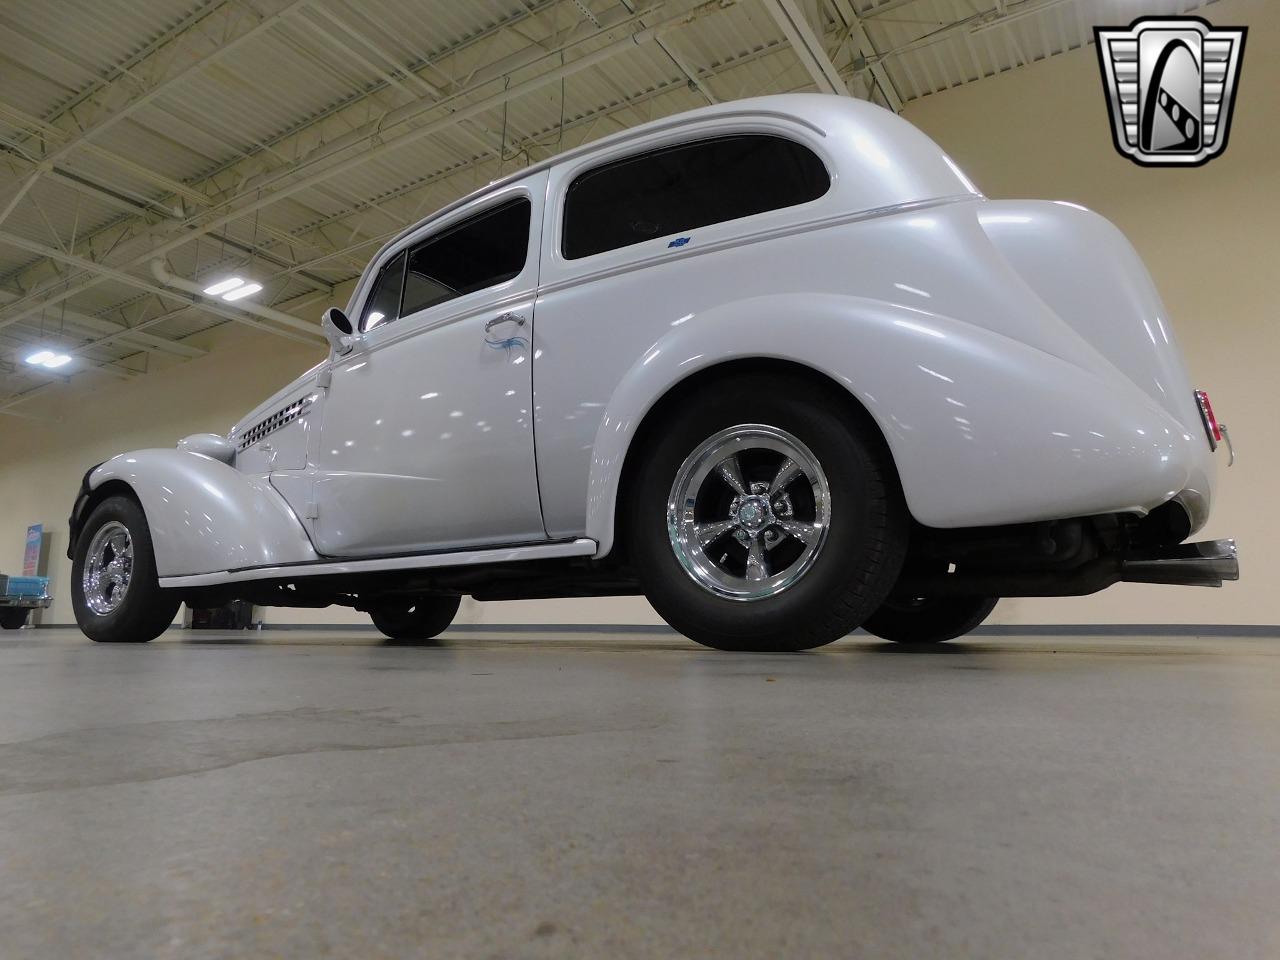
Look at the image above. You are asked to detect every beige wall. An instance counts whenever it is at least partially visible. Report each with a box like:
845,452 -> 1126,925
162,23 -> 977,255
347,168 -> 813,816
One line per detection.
2,0 -> 1275,627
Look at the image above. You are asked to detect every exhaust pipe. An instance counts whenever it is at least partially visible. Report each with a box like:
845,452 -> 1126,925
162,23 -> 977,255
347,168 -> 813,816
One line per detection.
1120,538 -> 1239,588
898,538 -> 1239,598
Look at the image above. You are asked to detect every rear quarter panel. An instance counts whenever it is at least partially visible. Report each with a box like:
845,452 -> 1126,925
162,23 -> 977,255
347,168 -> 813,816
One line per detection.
532,198 -> 1209,554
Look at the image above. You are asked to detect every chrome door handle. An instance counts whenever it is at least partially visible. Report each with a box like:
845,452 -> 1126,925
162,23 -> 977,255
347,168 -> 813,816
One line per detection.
485,312 -> 526,332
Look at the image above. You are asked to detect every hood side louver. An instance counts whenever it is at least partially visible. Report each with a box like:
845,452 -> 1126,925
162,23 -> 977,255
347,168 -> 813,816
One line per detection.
234,396 -> 312,451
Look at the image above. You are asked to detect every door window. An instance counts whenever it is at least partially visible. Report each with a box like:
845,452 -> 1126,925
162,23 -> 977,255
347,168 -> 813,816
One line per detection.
360,251 -> 406,332
562,135 -> 830,260
400,198 -> 532,317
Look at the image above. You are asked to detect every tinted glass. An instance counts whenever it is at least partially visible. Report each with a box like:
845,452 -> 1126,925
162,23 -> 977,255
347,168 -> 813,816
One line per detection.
360,251 -> 406,331
562,135 -> 830,260
401,198 -> 531,316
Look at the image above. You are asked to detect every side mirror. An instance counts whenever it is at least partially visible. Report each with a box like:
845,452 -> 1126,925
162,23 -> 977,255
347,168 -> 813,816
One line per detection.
321,307 -> 355,355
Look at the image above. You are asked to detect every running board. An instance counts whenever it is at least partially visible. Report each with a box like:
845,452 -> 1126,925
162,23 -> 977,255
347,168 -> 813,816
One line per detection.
159,539 -> 599,589
1121,538 -> 1239,588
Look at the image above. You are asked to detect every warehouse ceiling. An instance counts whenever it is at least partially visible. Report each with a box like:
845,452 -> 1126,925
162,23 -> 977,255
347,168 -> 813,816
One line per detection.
0,0 -> 1215,414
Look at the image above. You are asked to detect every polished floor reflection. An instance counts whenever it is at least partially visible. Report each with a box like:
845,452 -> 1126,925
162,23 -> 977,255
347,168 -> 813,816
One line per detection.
2,627 -> 1278,958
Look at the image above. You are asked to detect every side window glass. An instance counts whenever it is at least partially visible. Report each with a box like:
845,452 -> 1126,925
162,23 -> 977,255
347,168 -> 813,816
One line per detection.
401,198 -> 531,317
562,135 -> 830,260
360,251 -> 406,332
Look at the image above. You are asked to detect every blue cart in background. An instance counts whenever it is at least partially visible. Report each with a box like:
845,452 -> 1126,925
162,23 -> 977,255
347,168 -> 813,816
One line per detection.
0,575 -> 51,630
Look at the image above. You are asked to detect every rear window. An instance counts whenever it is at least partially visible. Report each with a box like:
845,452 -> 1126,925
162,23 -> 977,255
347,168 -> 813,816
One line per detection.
562,135 -> 830,260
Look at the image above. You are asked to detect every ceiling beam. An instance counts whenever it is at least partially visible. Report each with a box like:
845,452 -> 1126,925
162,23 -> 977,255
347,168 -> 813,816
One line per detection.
851,0 -> 1073,75
0,1 -> 656,333
149,258 -> 326,340
760,0 -> 850,95
0,0 -> 725,335
858,0 -> 928,19
0,162 -> 46,229
2,0 -> 311,204
827,0 -> 904,112
0,288 -> 203,359
0,231 -> 324,344
0,103 -> 355,288
616,0 -> 718,104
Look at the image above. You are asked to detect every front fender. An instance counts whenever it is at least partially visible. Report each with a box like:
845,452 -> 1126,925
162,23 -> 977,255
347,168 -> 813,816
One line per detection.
89,450 -> 318,577
585,293 -> 1199,556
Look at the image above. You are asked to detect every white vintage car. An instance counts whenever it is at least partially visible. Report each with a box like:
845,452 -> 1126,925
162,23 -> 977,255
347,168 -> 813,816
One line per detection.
68,94 -> 1236,651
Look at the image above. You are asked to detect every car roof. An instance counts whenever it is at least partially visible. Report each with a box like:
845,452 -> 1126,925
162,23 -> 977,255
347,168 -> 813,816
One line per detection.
368,94 -> 907,260
349,93 -> 978,316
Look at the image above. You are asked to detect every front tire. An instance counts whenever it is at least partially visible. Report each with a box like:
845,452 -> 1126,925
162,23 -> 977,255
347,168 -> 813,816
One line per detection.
628,374 -> 908,652
862,595 -> 999,644
71,496 -> 179,643
369,596 -> 461,641
1,608 -> 29,630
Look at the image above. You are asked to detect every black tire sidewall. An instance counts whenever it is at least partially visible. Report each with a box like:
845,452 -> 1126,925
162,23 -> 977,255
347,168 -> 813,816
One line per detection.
0,608 -> 29,630
629,375 -> 907,651
862,596 -> 999,644
71,496 -> 178,643
370,596 -> 461,641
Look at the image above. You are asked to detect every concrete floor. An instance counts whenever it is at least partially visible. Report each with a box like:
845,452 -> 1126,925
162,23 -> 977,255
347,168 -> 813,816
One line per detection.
1,628 -> 1278,959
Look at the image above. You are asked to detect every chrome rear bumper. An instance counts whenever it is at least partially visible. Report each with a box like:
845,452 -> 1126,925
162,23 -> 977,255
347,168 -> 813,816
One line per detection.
1121,538 -> 1239,588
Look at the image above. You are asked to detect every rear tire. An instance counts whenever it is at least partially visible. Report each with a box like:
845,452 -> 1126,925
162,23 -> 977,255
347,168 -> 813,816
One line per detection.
862,595 -> 999,644
71,495 -> 179,643
628,374 -> 908,652
369,596 -> 461,641
1,608 -> 29,630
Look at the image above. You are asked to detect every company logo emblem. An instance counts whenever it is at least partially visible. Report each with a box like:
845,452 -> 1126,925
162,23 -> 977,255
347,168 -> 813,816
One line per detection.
1095,17 -> 1246,167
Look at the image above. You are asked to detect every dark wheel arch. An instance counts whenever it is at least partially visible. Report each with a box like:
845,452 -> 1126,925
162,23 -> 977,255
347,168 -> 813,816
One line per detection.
68,475 -> 139,560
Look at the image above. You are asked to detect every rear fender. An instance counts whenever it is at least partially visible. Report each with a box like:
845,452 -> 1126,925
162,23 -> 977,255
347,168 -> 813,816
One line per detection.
88,450 -> 318,577
978,200 -> 1214,530
586,293 -> 1197,557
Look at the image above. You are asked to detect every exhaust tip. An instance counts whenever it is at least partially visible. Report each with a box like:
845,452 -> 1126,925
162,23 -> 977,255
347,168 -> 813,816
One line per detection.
1122,538 -> 1239,587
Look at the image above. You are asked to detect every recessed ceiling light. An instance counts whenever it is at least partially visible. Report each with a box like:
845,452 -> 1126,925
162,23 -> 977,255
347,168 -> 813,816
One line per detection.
24,350 -> 72,369
202,277 -> 244,296
222,282 -> 263,302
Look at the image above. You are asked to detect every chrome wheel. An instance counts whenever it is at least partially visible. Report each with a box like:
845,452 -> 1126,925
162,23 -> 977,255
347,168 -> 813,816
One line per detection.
667,424 -> 831,600
82,521 -> 133,616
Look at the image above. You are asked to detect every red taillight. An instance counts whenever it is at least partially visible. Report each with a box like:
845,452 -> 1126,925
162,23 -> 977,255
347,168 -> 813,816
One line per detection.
1195,390 -> 1221,449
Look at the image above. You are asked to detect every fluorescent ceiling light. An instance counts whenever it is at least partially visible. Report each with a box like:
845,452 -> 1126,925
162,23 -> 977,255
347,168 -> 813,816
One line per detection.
222,282 -> 263,302
202,277 -> 244,296
25,350 -> 72,369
